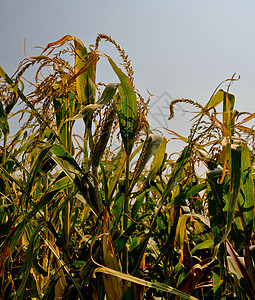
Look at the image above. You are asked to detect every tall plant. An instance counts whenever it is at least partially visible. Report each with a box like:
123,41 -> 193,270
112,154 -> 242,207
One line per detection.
0,35 -> 254,300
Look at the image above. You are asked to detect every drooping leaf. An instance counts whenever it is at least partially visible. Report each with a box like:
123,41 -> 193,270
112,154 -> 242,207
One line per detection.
171,182 -> 206,207
191,239 -> 214,254
66,103 -> 102,121
144,137 -> 167,184
43,35 -> 98,106
93,265 -> 198,300
66,83 -> 119,122
98,83 -> 120,105
205,89 -> 225,111
50,144 -> 100,213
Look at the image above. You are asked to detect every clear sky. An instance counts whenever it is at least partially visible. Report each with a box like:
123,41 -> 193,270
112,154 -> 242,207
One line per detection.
0,0 -> 254,146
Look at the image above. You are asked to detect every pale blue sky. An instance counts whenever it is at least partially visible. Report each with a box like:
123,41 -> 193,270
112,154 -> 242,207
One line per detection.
0,0 -> 254,141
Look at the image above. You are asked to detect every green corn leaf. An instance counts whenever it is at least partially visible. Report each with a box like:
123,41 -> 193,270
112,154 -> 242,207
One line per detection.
207,168 -> 228,245
205,89 -> 225,111
144,137 -> 167,184
131,191 -> 146,220
132,146 -> 190,274
112,192 -> 125,224
213,146 -> 242,253
0,101 -> 9,135
107,57 -> 139,155
191,239 -> 214,254
52,92 -> 76,151
171,182 -> 206,207
17,145 -> 53,208
51,144 -> 82,177
24,173 -> 72,221
98,83 -> 120,105
50,144 -> 100,214
72,37 -> 96,106
223,146 -> 242,244
233,145 -> 254,246
65,103 -> 102,121
99,163 -> 109,206
46,174 -> 72,194
195,90 -> 235,137
114,214 -> 149,252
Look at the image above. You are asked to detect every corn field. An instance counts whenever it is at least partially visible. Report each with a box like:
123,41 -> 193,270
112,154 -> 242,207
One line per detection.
0,34 -> 254,300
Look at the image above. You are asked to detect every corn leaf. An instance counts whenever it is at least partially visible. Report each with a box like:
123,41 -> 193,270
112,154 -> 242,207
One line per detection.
66,83 -> 119,122
94,265 -> 198,300
191,239 -> 214,254
107,57 -> 138,155
50,144 -> 100,214
41,234 -> 85,300
0,101 -> 9,135
14,222 -> 44,300
234,145 -> 254,246
43,35 -> 98,106
223,91 -> 235,136
216,146 -> 242,249
205,89 -> 225,111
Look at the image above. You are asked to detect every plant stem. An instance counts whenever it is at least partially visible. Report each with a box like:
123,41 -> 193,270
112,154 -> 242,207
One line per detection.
123,154 -> 130,273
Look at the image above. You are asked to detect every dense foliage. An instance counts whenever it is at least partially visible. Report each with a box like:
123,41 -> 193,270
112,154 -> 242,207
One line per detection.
0,34 -> 254,299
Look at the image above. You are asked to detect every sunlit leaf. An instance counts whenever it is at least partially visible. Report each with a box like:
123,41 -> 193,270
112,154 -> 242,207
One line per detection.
191,239 -> 214,254
43,35 -> 98,106
107,57 -> 139,155
94,265 -> 198,300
